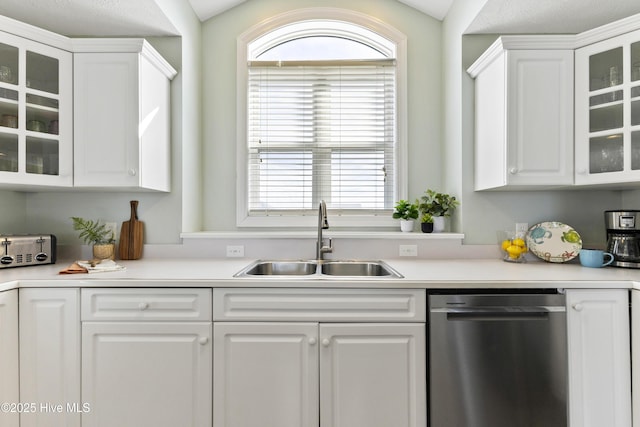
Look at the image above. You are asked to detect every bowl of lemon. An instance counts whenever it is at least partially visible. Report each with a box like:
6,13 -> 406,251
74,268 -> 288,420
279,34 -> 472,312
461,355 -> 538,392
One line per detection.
498,231 -> 528,263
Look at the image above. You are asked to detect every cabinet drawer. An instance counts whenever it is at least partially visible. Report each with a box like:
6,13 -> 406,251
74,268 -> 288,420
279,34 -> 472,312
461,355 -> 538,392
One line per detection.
81,288 -> 211,321
213,288 -> 426,322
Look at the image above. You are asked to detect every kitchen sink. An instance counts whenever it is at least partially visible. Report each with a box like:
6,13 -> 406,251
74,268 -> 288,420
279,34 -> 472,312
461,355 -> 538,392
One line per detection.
320,260 -> 402,277
236,260 -> 318,276
234,260 -> 402,278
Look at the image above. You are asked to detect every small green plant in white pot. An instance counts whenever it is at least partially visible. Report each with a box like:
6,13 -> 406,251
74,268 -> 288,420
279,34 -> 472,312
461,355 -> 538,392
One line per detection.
392,199 -> 419,232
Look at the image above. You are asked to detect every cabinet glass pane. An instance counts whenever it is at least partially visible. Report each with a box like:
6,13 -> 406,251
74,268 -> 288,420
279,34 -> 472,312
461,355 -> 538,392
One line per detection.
0,88 -> 18,129
0,43 -> 18,85
26,94 -> 58,134
0,133 -> 18,172
590,103 -> 623,132
26,51 -> 58,94
633,100 -> 640,126
590,47 -> 623,91
632,42 -> 640,82
632,131 -> 640,170
590,134 -> 623,173
26,137 -> 58,175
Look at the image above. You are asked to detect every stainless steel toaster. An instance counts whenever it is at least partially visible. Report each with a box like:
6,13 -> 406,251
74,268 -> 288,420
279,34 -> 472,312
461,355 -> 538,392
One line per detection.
0,234 -> 56,268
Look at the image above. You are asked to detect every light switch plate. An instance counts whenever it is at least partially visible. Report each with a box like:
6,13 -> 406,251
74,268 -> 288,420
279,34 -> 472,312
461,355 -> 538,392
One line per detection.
226,245 -> 245,257
399,245 -> 418,257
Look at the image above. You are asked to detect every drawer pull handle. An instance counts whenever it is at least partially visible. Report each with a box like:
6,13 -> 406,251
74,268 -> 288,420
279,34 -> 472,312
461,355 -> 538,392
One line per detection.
199,337 -> 209,345
138,302 -> 149,310
572,303 -> 583,312
308,337 -> 317,345
322,338 -> 330,347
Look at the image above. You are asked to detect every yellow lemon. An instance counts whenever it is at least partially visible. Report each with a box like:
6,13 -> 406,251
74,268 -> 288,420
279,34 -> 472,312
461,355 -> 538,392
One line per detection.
506,245 -> 523,258
501,239 -> 512,251
512,238 -> 526,247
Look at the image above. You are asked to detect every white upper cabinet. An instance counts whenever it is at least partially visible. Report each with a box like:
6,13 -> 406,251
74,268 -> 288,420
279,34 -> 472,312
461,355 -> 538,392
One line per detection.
575,28 -> 640,186
73,39 -> 176,192
0,29 -> 72,189
468,36 -> 574,191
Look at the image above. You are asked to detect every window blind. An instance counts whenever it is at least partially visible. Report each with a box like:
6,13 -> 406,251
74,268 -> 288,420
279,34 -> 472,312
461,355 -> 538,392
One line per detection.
247,60 -> 396,216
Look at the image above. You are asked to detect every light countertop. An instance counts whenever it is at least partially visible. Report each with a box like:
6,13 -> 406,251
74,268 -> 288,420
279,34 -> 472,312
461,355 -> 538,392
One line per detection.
1,257 -> 639,291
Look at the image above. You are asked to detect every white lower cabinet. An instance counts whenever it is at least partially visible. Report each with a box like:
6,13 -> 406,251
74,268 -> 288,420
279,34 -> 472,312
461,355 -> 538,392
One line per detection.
19,288 -> 81,427
80,289 -> 212,427
0,290 -> 19,427
214,322 -> 425,427
213,322 -> 319,427
566,289 -> 631,427
319,323 -> 426,427
212,288 -> 427,427
82,322 -> 212,427
632,289 -> 640,427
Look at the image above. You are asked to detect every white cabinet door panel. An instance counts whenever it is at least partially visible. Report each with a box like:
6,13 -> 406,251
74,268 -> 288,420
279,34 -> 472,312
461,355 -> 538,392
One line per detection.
82,321 -> 212,427
320,323 -> 426,427
213,322 -> 319,427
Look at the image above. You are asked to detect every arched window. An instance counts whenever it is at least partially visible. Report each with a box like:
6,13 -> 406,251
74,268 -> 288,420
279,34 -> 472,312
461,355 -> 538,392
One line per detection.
237,9 -> 406,227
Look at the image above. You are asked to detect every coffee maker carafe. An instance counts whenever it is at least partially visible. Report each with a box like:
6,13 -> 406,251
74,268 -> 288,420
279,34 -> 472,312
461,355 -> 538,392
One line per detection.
605,210 -> 640,268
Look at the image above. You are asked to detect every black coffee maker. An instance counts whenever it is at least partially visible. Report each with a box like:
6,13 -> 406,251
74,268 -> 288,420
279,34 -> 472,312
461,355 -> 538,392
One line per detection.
605,210 -> 640,268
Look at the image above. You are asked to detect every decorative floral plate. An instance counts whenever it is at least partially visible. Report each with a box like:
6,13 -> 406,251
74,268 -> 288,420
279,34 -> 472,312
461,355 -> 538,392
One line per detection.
526,222 -> 582,263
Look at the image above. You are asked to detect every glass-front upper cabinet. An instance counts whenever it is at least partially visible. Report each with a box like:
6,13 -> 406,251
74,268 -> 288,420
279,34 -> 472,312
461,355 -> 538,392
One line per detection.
576,28 -> 640,186
0,30 -> 71,188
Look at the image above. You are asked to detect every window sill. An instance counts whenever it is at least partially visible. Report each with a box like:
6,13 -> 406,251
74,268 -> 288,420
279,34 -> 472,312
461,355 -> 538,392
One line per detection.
181,231 -> 465,240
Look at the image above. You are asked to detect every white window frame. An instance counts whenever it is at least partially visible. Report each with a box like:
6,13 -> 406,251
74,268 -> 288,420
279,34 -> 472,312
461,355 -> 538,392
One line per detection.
236,7 -> 408,228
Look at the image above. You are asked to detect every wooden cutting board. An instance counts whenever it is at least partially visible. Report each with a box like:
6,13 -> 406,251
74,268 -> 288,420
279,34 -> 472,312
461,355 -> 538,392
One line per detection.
119,200 -> 143,260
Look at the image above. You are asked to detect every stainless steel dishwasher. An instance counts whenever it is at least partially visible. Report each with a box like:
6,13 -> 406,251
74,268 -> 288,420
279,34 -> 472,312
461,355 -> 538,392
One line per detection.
429,292 -> 567,427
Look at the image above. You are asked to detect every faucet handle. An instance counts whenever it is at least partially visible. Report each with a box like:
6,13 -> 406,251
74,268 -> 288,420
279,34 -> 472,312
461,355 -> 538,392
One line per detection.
322,238 -> 333,254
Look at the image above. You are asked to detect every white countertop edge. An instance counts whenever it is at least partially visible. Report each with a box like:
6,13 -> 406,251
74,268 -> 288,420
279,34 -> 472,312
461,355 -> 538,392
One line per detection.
1,258 -> 639,292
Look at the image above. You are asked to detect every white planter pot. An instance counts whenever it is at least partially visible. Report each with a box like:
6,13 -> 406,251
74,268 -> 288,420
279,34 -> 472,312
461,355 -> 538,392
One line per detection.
433,216 -> 446,233
399,219 -> 414,232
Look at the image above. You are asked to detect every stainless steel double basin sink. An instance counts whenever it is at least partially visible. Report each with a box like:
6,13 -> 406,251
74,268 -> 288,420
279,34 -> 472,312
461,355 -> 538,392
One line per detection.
234,259 -> 403,279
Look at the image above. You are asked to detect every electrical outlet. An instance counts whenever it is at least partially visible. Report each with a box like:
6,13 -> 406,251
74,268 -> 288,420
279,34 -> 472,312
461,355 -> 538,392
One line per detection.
226,245 -> 245,257
104,222 -> 118,240
515,223 -> 529,235
399,245 -> 418,257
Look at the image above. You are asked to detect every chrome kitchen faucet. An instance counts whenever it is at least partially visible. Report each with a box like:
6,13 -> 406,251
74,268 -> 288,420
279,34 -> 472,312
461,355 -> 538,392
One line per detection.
316,200 -> 332,261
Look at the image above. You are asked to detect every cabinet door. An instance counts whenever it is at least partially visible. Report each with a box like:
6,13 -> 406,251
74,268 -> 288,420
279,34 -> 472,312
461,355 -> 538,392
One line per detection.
319,323 -> 426,427
566,289 -> 631,427
0,30 -> 72,188
0,290 -> 19,427
575,28 -> 640,185
19,288 -> 80,427
74,52 -> 140,188
472,44 -> 573,190
213,322 -> 319,427
82,321 -> 211,427
505,49 -> 574,187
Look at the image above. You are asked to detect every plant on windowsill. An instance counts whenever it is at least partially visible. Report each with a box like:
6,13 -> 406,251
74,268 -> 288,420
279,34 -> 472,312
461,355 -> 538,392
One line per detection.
420,213 -> 434,233
71,216 -> 116,260
418,189 -> 460,232
392,199 -> 419,232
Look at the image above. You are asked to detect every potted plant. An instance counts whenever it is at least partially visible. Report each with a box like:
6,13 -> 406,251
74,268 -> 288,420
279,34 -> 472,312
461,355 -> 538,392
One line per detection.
71,216 -> 116,260
420,213 -> 434,233
392,199 -> 419,232
418,189 -> 460,232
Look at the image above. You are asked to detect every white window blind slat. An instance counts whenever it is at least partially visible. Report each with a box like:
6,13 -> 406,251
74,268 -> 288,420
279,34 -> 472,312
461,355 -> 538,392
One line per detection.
247,63 -> 396,215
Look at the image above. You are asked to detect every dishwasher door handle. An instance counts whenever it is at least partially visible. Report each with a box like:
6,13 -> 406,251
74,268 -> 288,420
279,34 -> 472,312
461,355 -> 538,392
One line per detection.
435,306 -> 564,321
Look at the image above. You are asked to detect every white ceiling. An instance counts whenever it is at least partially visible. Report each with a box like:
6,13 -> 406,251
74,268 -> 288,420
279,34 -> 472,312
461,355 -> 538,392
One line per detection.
0,0 -> 639,37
